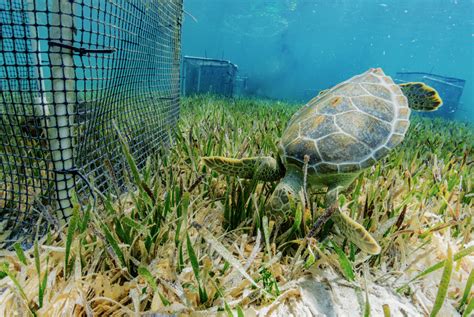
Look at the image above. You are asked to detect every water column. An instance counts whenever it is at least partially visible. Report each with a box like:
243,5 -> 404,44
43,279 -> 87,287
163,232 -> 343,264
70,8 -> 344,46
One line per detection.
47,0 -> 76,222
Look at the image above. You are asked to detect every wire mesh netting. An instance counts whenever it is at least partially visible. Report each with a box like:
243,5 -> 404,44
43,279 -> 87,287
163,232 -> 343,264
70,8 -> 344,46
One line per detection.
0,0 -> 183,246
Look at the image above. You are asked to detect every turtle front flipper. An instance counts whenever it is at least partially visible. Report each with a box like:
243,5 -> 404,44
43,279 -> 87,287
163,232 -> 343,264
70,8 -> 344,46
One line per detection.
202,156 -> 285,181
399,82 -> 443,111
327,185 -> 381,255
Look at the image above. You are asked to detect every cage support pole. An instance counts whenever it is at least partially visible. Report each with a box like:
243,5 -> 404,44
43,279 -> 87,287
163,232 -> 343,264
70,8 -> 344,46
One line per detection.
27,1 -> 50,119
48,0 -> 76,222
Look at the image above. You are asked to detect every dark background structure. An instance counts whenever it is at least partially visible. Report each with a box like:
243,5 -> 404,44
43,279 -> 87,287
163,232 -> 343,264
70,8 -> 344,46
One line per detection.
181,56 -> 238,97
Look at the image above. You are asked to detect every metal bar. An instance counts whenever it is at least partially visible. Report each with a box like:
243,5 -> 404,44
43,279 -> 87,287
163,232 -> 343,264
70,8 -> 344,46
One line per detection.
48,41 -> 117,55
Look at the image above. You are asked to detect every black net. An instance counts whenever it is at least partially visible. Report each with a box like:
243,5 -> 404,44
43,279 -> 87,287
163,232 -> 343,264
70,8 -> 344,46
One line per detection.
0,0 -> 182,246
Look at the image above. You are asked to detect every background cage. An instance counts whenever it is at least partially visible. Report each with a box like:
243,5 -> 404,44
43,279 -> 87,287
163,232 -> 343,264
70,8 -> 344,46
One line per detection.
395,72 -> 466,120
0,0 -> 183,246
181,56 -> 238,97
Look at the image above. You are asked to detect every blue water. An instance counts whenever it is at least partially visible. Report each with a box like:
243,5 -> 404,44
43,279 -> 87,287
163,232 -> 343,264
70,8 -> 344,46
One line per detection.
182,0 -> 474,122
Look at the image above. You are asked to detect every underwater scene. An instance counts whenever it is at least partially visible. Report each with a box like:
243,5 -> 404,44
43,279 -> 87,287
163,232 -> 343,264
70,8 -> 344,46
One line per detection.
184,0 -> 473,122
0,0 -> 473,316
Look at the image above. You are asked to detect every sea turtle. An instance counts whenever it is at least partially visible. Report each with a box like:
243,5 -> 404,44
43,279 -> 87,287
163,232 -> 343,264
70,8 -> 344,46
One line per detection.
202,68 -> 442,254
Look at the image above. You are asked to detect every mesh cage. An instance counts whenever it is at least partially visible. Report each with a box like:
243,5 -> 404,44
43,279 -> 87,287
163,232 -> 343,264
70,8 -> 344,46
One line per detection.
182,56 -> 238,97
0,0 -> 182,246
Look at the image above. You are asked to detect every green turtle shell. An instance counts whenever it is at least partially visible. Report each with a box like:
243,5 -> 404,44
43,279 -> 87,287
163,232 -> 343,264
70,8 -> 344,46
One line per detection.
279,68 -> 411,174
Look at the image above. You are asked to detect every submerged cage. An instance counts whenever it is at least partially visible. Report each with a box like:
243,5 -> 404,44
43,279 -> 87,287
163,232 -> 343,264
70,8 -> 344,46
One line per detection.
0,0 -> 183,245
181,56 -> 238,97
395,72 -> 465,119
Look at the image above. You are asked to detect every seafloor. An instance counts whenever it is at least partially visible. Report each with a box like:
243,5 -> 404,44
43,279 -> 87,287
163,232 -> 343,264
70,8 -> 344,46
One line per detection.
0,96 -> 473,316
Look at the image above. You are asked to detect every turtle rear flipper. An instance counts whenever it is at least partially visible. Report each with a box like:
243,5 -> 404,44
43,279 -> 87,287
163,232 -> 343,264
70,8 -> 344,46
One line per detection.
399,82 -> 443,111
333,211 -> 381,255
202,156 -> 284,181
325,183 -> 381,255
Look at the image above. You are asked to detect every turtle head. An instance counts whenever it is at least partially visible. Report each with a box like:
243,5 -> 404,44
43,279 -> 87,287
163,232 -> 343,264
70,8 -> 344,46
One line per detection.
269,168 -> 303,214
